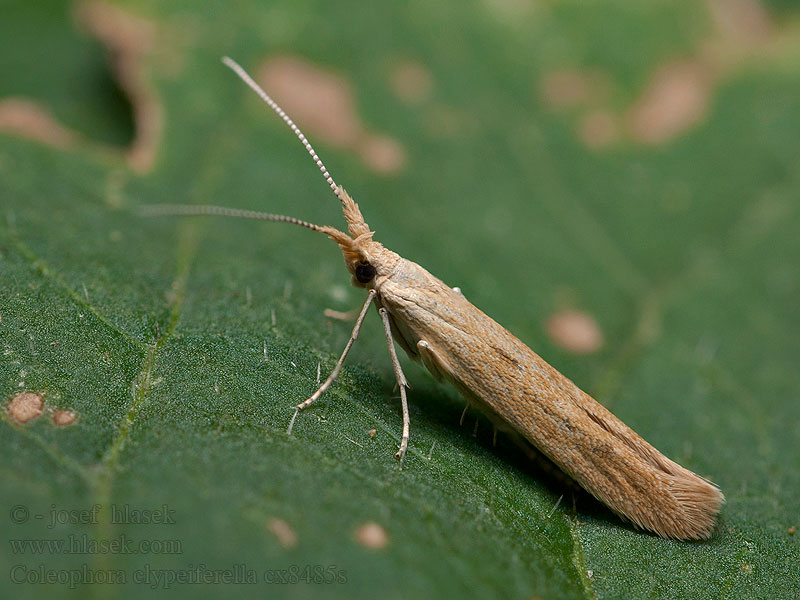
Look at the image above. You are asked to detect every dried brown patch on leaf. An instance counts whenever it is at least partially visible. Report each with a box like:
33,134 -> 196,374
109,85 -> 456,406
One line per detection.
707,0 -> 772,48
0,99 -> 80,149
267,518 -> 298,549
52,409 -> 78,427
76,0 -> 161,172
577,109 -> 620,149
701,0 -> 777,70
0,2 -> 160,170
539,68 -> 621,150
620,1 -> 775,147
257,55 -> 406,175
7,392 -> 44,424
539,68 -> 609,110
546,309 -> 604,354
627,60 -> 715,145
258,56 -> 361,146
553,1 -> 776,149
354,521 -> 388,549
389,60 -> 433,105
358,134 -> 406,174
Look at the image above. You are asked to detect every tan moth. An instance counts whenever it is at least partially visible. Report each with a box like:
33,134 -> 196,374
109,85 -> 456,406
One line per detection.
147,57 -> 724,540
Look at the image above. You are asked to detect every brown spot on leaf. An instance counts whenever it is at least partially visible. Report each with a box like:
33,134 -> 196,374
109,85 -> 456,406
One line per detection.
76,1 -> 161,172
355,521 -> 388,549
257,55 -> 405,175
577,109 -> 620,149
267,518 -> 298,549
258,56 -> 360,147
52,409 -> 78,427
539,69 -> 609,110
627,60 -> 715,145
707,0 -> 772,48
389,60 -> 433,105
701,0 -> 775,69
0,100 -> 80,148
7,392 -> 44,424
358,133 -> 406,174
546,310 -> 604,354
549,1 -> 777,149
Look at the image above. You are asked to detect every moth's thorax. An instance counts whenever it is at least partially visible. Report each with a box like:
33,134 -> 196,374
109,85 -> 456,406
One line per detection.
373,254 -> 434,291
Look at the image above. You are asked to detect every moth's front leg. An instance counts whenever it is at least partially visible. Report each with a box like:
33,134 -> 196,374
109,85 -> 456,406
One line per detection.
378,308 -> 411,463
287,289 -> 376,436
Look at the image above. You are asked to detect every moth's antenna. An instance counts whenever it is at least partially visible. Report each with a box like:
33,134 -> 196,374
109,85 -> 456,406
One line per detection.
221,56 -> 341,202
138,203 -> 329,234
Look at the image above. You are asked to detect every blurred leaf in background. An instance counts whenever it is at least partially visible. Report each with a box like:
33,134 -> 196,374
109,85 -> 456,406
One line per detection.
1,0 -> 798,599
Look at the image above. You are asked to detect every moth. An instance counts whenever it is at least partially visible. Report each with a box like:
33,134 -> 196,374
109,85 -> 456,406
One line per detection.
147,57 -> 724,540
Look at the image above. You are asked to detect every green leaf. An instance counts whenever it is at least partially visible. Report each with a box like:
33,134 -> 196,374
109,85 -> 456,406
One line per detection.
1,1 -> 798,599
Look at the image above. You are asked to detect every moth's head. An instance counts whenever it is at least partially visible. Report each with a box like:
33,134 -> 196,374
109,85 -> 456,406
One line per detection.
321,186 -> 391,289
216,58 -> 398,289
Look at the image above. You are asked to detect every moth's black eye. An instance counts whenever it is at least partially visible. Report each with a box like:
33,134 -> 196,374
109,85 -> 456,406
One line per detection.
355,262 -> 376,284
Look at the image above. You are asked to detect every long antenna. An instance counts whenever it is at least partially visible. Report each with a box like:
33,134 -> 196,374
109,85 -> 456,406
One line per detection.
137,203 -> 330,233
221,56 -> 342,202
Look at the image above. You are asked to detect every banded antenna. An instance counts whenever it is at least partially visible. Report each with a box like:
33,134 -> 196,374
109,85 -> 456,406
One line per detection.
138,203 -> 330,234
221,56 -> 342,202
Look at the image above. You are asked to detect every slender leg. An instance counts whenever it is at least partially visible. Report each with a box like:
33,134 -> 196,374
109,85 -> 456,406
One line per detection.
459,402 -> 470,426
378,307 -> 410,462
287,289 -> 376,435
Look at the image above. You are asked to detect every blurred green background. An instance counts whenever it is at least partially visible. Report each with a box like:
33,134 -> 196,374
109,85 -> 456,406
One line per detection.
1,0 -> 798,598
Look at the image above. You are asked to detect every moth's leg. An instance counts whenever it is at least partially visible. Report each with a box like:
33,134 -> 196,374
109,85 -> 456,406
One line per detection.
417,340 -> 471,428
287,289 -> 376,436
378,308 -> 410,462
504,429 -> 582,493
